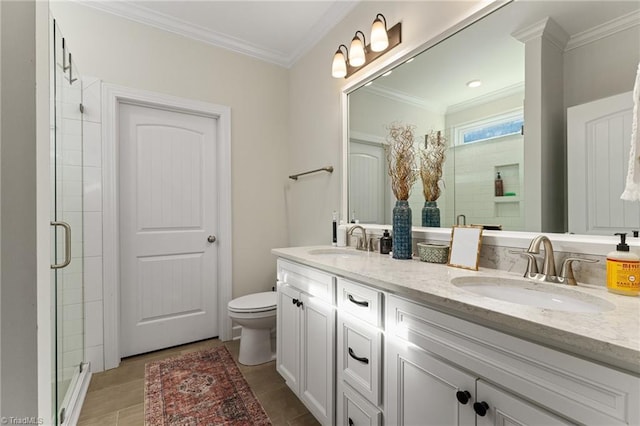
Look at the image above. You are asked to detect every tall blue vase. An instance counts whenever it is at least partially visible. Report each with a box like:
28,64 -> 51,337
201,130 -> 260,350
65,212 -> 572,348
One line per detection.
422,201 -> 440,227
392,200 -> 412,259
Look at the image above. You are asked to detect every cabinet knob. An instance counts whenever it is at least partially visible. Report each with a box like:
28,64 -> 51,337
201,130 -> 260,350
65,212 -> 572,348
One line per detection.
473,401 -> 489,417
296,300 -> 303,308
348,418 -> 354,426
456,390 -> 471,405
292,298 -> 298,305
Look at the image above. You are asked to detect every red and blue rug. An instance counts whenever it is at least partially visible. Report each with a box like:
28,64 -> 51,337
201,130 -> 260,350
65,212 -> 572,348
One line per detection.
145,346 -> 271,425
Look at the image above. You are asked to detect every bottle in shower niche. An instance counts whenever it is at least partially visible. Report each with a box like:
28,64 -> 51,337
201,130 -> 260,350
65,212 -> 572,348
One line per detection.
494,172 -> 504,197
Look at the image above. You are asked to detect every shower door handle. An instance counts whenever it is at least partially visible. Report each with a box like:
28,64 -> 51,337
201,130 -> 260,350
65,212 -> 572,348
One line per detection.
51,221 -> 72,269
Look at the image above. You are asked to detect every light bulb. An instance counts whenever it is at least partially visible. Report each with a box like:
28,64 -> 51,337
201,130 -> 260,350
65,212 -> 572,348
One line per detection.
349,34 -> 366,67
370,15 -> 389,52
332,48 -> 347,78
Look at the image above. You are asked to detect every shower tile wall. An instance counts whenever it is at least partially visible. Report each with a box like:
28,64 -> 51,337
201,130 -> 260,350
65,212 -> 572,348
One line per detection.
82,77 -> 105,372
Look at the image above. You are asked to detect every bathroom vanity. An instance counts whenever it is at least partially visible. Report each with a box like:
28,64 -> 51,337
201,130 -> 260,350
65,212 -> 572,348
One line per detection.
273,246 -> 640,426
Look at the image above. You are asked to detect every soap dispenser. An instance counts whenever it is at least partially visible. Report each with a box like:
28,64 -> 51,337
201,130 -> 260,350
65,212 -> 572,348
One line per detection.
380,230 -> 392,254
606,233 -> 640,296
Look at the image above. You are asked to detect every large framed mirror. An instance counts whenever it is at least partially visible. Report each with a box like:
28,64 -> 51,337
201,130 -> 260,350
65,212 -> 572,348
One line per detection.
346,0 -> 640,236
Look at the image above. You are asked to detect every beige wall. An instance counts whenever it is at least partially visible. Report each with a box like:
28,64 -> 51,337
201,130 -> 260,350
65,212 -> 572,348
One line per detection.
50,2 -> 290,297
1,0 -> 39,416
287,1 -> 485,246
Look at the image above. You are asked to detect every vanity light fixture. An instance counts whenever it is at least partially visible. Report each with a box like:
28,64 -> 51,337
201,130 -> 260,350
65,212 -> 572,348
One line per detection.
467,79 -> 482,88
331,13 -> 402,79
370,14 -> 389,52
349,31 -> 367,67
332,44 -> 349,78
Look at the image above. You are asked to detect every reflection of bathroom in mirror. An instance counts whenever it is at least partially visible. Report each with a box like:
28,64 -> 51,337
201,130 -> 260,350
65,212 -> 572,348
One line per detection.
347,1 -> 640,235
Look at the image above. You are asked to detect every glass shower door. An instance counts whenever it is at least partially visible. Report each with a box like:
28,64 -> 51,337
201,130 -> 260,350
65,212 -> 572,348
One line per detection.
51,19 -> 85,425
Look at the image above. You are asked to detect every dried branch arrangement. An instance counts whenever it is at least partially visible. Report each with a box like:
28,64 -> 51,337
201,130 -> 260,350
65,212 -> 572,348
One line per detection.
385,123 -> 418,201
420,130 -> 447,202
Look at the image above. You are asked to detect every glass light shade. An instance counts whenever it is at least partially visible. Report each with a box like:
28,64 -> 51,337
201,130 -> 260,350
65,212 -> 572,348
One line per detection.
370,18 -> 389,52
332,50 -> 347,78
349,36 -> 366,67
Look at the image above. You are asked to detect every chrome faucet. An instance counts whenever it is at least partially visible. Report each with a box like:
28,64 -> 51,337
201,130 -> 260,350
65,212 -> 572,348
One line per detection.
513,235 -> 597,285
527,235 -> 557,277
347,225 -> 368,251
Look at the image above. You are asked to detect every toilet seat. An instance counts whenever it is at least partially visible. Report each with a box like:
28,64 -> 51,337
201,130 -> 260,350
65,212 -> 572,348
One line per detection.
228,291 -> 277,313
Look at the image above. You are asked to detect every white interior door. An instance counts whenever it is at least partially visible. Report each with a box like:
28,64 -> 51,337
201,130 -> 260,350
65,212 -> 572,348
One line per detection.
119,103 -> 218,357
349,139 -> 389,224
568,91 -> 635,235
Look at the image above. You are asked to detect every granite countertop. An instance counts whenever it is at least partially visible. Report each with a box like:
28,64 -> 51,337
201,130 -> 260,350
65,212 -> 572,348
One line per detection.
272,245 -> 640,375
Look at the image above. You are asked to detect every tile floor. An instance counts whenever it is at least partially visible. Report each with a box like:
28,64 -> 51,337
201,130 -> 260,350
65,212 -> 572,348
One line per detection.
78,339 -> 319,425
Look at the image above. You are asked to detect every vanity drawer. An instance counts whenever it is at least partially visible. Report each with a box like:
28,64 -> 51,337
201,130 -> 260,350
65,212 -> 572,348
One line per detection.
337,278 -> 383,327
337,382 -> 382,426
277,259 -> 334,303
337,311 -> 382,406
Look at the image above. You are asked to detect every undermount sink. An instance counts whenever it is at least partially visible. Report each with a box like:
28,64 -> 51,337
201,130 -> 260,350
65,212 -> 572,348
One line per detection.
451,276 -> 616,313
307,248 -> 368,258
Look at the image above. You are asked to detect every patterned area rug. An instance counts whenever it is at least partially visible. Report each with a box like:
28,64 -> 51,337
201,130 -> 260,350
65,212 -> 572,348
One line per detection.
145,346 -> 271,425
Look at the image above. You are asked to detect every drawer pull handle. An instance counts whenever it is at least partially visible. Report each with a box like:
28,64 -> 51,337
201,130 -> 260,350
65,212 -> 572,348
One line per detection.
348,347 -> 369,364
348,294 -> 369,307
348,418 -> 354,426
473,401 -> 489,417
456,390 -> 471,404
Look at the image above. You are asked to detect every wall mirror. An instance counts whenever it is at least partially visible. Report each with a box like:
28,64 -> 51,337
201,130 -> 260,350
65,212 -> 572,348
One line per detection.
347,1 -> 640,235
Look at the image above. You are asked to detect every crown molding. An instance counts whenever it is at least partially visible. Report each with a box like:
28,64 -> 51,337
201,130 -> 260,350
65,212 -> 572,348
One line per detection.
446,82 -> 525,114
565,9 -> 640,51
78,0 -> 358,68
362,85 -> 446,114
511,17 -> 569,51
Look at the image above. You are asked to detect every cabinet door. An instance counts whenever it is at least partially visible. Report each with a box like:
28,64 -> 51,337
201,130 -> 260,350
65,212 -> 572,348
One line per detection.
276,283 -> 300,393
475,380 -> 572,426
386,341 -> 476,426
300,293 -> 335,425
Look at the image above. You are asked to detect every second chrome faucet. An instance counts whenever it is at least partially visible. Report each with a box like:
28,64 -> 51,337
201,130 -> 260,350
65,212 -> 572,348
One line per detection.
515,235 -> 596,285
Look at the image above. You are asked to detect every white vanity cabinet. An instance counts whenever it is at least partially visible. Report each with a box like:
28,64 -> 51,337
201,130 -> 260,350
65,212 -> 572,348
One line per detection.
385,295 -> 640,426
276,260 -> 335,425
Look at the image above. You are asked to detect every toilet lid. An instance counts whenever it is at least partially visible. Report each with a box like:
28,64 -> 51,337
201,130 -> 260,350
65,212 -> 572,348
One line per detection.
228,291 -> 277,312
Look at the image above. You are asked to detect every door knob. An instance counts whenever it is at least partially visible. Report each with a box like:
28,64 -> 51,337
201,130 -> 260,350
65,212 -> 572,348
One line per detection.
207,235 -> 217,243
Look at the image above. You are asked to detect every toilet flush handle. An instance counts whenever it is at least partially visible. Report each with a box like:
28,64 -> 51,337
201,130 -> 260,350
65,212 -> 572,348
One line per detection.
207,235 -> 217,243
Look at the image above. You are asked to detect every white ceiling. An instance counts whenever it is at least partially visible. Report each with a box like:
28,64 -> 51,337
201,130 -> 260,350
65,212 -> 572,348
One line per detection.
82,0 -> 360,67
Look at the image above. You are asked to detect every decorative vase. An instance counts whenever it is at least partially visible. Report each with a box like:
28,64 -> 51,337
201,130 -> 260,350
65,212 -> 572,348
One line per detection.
422,201 -> 440,227
392,200 -> 412,259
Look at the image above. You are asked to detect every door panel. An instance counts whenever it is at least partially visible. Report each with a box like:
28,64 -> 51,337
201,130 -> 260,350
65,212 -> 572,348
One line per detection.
119,103 -> 218,357
386,342 -> 476,426
568,92 -> 636,234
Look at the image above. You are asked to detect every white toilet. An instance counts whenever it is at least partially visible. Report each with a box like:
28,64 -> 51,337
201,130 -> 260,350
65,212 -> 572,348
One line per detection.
227,291 -> 277,365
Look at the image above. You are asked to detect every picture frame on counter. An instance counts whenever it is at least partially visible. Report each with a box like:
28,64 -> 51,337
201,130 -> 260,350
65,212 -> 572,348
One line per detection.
447,225 -> 483,270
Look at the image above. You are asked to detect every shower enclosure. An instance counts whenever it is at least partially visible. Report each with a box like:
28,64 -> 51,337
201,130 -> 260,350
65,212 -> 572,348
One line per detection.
50,18 -> 88,425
